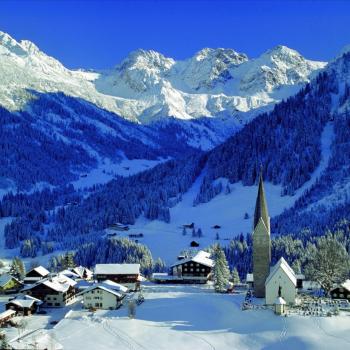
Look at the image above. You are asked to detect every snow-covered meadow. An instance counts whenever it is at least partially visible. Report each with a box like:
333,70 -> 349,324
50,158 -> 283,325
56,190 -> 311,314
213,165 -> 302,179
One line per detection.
44,284 -> 350,350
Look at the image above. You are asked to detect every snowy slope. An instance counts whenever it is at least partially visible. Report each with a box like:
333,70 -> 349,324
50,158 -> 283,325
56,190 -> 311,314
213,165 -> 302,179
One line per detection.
0,31 -> 325,124
111,122 -> 334,264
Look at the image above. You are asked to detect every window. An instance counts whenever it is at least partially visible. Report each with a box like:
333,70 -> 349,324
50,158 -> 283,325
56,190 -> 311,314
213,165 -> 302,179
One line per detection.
47,303 -> 52,306
53,297 -> 57,300
196,269 -> 199,272
190,268 -> 193,272
340,294 -> 344,298
201,269 -> 205,272
333,293 -> 337,297
55,303 -> 60,306
47,297 -> 51,300
86,297 -> 91,300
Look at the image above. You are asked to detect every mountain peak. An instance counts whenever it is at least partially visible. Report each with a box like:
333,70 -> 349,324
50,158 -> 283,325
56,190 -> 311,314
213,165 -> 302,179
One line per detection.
264,45 -> 301,59
119,49 -> 175,71
193,47 -> 248,65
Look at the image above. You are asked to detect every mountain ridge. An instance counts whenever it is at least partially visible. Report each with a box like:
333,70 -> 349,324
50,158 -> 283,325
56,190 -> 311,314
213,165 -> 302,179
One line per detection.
0,30 -> 326,125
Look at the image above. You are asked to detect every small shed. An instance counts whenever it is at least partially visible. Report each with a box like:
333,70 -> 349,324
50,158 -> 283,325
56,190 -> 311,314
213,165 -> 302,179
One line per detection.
0,309 -> 16,325
274,297 -> 286,315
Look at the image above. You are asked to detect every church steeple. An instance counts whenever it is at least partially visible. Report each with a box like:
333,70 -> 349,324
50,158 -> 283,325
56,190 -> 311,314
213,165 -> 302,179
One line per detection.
253,171 -> 270,232
252,168 -> 271,298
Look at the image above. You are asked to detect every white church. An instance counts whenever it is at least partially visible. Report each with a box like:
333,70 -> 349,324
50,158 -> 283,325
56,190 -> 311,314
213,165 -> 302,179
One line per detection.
250,172 -> 297,307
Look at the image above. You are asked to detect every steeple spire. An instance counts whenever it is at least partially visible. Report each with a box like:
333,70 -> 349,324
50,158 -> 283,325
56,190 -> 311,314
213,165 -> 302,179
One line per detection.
253,170 -> 269,232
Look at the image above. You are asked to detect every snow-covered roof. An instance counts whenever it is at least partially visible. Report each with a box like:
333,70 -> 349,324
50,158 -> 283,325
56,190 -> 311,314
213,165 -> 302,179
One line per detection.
0,309 -> 16,319
22,273 -> 77,293
331,279 -> 350,292
341,280 -> 350,291
72,266 -> 93,278
26,266 -> 50,277
170,251 -> 214,268
94,263 -> 140,275
100,280 -> 128,293
0,273 -> 19,287
7,295 -> 43,308
60,269 -> 80,279
274,297 -> 286,305
78,285 -> 124,299
265,257 -> 297,286
246,273 -> 254,283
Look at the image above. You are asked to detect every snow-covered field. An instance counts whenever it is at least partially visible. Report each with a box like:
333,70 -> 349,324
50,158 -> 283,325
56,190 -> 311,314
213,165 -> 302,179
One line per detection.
71,157 -> 169,190
34,284 -> 350,350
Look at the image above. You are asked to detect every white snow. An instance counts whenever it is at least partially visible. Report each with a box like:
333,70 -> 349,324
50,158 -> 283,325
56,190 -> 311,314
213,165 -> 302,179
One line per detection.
71,157 -> 168,190
0,31 -> 325,125
46,284 -> 350,350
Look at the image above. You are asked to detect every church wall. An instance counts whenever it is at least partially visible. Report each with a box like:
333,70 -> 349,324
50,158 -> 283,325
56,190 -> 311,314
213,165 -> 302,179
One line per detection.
265,269 -> 296,305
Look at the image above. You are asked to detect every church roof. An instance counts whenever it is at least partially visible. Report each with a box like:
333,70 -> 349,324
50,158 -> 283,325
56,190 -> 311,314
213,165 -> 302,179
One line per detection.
253,172 -> 270,231
265,257 -> 297,287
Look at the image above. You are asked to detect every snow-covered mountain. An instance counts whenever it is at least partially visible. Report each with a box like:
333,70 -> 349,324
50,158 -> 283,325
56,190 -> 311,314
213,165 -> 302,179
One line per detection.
0,31 -> 325,125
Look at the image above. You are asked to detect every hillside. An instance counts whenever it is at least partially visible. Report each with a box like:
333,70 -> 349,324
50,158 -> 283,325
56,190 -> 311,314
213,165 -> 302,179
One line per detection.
1,52 -> 348,264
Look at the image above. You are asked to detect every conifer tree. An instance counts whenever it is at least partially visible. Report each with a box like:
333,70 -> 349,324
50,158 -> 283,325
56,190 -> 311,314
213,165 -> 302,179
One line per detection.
212,244 -> 230,293
231,267 -> 241,284
9,257 -> 25,280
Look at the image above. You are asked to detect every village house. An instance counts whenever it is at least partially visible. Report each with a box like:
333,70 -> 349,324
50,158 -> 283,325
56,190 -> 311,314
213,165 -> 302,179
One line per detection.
60,269 -> 81,280
330,280 -> 350,301
78,282 -> 127,310
0,309 -> 16,326
265,257 -> 297,305
24,266 -> 50,284
94,264 -> 141,290
6,295 -> 43,316
0,274 -> 23,294
22,273 -> 77,307
71,266 -> 93,280
152,251 -> 214,284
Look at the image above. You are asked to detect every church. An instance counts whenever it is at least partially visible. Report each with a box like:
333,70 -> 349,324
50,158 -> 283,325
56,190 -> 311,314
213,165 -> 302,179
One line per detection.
250,172 -> 297,305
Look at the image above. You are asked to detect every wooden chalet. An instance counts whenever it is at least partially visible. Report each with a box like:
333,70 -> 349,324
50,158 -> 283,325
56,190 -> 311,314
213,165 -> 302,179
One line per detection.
153,251 -> 214,284
94,264 -> 141,290
0,274 -> 23,294
331,280 -> 350,301
22,273 -> 77,307
24,266 -> 50,284
6,295 -> 43,316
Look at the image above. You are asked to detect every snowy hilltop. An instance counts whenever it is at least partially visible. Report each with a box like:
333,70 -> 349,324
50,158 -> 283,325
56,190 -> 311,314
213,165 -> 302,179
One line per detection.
0,30 -> 325,123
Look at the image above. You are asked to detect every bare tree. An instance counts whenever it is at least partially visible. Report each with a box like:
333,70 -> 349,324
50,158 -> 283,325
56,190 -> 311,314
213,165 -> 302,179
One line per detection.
128,300 -> 136,319
305,235 -> 350,295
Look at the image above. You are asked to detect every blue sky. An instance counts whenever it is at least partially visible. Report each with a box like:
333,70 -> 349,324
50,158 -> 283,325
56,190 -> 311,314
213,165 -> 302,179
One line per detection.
1,0 -> 350,69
